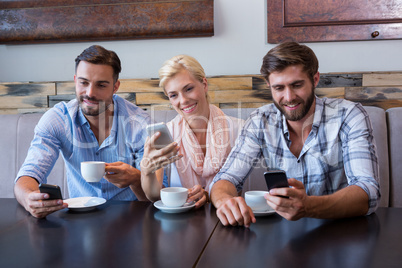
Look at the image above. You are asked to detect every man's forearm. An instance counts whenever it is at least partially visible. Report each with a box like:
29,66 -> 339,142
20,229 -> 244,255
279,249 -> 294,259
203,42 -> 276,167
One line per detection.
14,176 -> 39,210
210,180 -> 239,208
305,185 -> 369,219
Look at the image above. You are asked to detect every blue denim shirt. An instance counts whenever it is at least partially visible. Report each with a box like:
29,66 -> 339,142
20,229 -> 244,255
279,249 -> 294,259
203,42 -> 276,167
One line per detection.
16,95 -> 151,200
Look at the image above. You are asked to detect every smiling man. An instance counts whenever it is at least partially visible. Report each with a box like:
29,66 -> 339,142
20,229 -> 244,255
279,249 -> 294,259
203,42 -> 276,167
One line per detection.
210,42 -> 381,227
14,45 -> 151,218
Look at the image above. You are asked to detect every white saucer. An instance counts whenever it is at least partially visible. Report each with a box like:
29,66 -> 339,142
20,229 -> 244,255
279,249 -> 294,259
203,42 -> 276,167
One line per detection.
154,200 -> 195,214
253,208 -> 276,217
64,197 -> 106,211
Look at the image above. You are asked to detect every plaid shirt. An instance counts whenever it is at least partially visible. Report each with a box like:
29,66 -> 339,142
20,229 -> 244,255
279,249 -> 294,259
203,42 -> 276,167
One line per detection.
212,97 -> 380,214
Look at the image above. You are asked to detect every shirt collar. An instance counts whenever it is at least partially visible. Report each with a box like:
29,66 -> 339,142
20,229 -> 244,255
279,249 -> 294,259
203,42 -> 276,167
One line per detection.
311,96 -> 323,135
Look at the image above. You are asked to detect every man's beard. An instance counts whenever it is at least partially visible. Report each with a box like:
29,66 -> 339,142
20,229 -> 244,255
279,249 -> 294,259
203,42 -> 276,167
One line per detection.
78,96 -> 111,116
273,88 -> 315,122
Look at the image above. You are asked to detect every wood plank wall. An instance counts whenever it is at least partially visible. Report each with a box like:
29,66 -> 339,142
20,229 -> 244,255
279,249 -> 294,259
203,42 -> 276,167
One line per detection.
0,72 -> 401,114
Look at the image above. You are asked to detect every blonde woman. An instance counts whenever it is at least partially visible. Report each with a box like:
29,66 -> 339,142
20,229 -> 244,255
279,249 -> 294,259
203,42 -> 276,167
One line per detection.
140,55 -> 243,208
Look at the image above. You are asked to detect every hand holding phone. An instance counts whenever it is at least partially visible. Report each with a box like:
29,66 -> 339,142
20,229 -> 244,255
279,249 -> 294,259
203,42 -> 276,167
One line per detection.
39,183 -> 63,200
146,122 -> 174,149
264,170 -> 289,198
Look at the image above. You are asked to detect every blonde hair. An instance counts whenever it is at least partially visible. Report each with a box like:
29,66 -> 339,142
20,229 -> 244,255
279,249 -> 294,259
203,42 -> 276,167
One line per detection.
159,55 -> 206,90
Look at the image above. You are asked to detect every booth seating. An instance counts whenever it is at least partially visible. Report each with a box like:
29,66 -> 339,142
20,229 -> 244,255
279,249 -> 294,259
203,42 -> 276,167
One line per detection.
1,106 -> 400,208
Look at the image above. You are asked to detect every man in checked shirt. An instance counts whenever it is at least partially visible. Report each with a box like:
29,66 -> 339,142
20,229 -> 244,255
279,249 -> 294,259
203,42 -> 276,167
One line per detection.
210,42 -> 380,227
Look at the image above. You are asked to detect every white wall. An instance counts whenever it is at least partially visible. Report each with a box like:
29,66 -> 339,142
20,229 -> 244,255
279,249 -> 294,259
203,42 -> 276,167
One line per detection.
1,0 -> 401,83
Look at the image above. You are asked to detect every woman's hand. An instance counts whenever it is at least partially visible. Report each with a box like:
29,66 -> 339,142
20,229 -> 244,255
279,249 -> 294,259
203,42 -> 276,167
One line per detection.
140,132 -> 182,202
140,132 -> 182,176
188,185 -> 208,209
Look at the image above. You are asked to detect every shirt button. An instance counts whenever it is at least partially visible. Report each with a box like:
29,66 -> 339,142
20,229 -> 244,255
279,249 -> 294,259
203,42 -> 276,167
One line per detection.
96,152 -> 99,155
297,160 -> 300,163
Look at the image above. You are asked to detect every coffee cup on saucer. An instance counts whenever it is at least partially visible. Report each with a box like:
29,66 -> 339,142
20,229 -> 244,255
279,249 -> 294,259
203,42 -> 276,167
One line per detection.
81,161 -> 105,183
245,191 -> 270,212
160,187 -> 188,207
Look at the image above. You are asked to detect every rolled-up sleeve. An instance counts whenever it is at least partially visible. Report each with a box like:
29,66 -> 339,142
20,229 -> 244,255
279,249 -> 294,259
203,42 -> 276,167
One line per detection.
16,109 -> 65,184
341,104 -> 381,215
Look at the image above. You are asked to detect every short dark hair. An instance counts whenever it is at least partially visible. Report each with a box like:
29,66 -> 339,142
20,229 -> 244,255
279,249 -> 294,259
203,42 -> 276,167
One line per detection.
260,42 -> 319,84
75,45 -> 121,82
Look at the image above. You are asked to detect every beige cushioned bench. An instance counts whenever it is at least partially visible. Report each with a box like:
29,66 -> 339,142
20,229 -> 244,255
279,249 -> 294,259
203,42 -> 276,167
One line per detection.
1,106 -> 400,208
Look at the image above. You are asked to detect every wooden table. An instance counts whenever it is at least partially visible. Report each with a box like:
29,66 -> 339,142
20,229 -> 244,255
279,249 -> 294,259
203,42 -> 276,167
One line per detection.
197,208 -> 402,268
0,198 -> 218,268
2,198 -> 402,268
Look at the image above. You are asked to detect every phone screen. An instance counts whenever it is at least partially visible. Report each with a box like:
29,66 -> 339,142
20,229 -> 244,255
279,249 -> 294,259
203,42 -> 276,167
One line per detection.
146,123 -> 173,149
264,170 -> 289,191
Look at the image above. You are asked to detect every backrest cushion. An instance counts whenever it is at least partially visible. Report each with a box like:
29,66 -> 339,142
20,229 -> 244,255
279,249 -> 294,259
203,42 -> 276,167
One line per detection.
364,106 -> 389,207
0,114 -> 68,198
0,114 -> 20,198
386,107 -> 402,207
1,104 -> 390,205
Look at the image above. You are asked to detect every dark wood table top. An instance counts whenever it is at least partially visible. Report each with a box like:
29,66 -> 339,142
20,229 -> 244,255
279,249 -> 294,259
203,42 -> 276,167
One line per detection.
197,207 -> 402,268
0,198 -> 218,268
2,198 -> 402,268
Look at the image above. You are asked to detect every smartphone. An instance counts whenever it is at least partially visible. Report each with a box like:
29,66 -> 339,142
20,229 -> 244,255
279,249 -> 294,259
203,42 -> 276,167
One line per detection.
39,183 -> 63,200
146,122 -> 174,149
264,170 -> 289,192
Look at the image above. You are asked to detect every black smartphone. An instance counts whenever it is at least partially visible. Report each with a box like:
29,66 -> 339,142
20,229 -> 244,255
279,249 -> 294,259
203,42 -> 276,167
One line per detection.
39,183 -> 63,200
264,170 -> 289,191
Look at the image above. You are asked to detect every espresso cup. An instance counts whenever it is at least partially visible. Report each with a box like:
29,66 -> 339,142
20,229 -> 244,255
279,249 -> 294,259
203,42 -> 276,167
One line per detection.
245,191 -> 270,212
81,161 -> 105,183
160,187 -> 188,207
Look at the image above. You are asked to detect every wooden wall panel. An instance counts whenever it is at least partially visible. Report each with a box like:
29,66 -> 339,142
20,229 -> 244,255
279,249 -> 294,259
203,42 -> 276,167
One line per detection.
56,82 -> 75,95
119,79 -> 161,93
49,93 -> 136,107
1,72 -> 402,114
136,92 -> 169,105
57,79 -> 162,94
346,86 -> 402,105
315,87 -> 345,99
207,76 -> 253,91
210,90 -> 271,104
363,73 -> 402,87
219,102 -> 270,109
0,83 -> 54,109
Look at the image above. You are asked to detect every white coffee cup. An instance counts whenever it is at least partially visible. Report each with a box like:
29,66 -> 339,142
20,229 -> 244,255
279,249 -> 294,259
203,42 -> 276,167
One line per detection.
160,187 -> 188,207
81,161 -> 105,183
245,191 -> 270,212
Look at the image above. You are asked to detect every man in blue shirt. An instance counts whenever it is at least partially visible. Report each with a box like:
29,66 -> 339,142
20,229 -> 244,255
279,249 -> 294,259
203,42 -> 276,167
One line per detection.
14,45 -> 151,218
210,42 -> 380,227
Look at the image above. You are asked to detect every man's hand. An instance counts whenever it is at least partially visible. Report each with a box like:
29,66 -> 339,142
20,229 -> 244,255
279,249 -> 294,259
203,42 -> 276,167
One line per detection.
14,176 -> 67,218
26,191 -> 67,218
104,161 -> 140,188
105,161 -> 148,201
216,196 -> 256,227
211,180 -> 256,227
267,178 -> 370,220
265,178 -> 308,221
